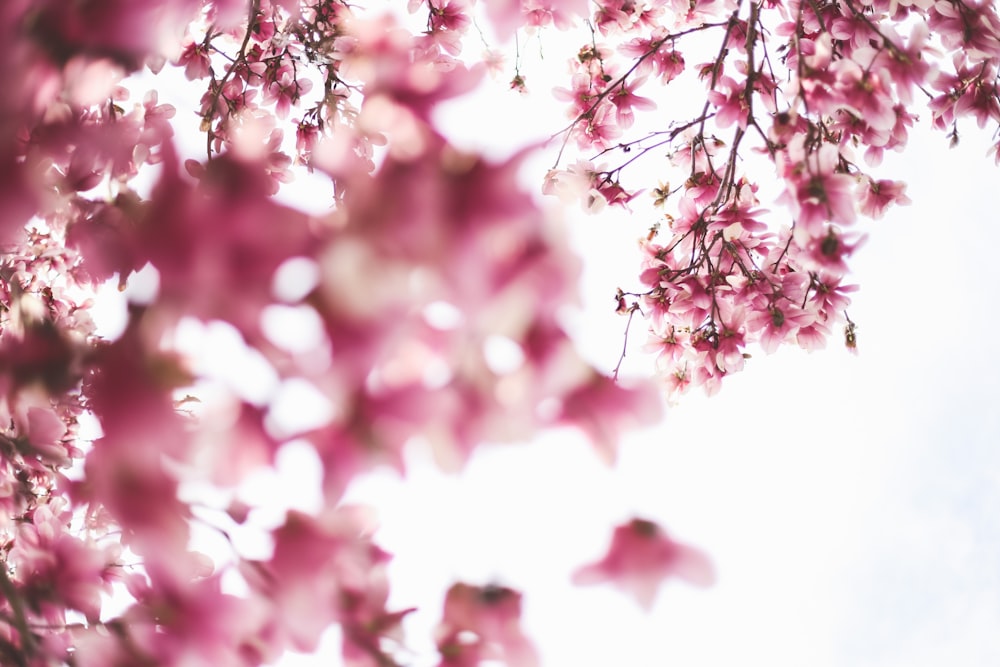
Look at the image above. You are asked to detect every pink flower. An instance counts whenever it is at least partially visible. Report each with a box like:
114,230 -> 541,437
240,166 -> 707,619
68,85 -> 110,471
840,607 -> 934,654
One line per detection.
707,75 -> 750,129
175,41 -> 212,80
795,321 -> 830,351
745,273 -> 815,354
295,119 -> 321,161
557,373 -> 662,464
521,0 -> 588,30
65,197 -> 142,287
573,518 -> 716,610
609,76 -> 655,128
127,570 -> 272,667
9,503 -> 118,623
140,145 -> 315,337
435,583 -> 539,667
802,226 -> 866,275
859,177 -> 911,218
621,34 -> 685,82
22,405 -> 71,466
831,59 -> 896,132
428,0 -> 472,34
929,0 -> 1000,59
576,102 -> 622,150
264,65 -> 313,120
241,507 -> 408,658
782,142 -> 857,234
594,176 -> 640,208
873,23 -> 933,105
593,0 -> 631,34
553,71 -> 599,119
807,272 -> 858,317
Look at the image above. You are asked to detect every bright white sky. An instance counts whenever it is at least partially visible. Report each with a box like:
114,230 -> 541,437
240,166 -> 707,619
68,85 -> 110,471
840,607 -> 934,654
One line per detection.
94,12 -> 1000,667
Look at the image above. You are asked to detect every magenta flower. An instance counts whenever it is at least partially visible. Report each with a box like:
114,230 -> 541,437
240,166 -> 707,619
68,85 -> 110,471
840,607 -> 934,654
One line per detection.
435,583 -> 539,667
241,507 -> 403,655
609,76 -> 656,128
8,503 -> 118,623
428,0 -> 472,34
264,65 -> 313,119
621,33 -> 686,82
802,226 -> 866,275
707,76 -> 750,129
859,177 -> 911,219
573,518 -> 716,610
782,142 -> 857,234
175,41 -> 212,80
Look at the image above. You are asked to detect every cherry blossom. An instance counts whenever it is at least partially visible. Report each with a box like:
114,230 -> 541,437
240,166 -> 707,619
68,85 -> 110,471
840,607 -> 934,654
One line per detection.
573,518 -> 716,610
435,583 -> 539,667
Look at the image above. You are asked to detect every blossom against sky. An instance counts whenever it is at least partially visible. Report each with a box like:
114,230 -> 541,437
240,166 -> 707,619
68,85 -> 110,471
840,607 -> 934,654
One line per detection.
82,14 -> 1000,666
238,63 -> 1000,667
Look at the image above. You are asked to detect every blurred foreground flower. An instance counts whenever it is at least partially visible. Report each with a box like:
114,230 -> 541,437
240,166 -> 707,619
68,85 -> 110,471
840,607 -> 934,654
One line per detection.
573,518 -> 716,610
435,583 -> 539,667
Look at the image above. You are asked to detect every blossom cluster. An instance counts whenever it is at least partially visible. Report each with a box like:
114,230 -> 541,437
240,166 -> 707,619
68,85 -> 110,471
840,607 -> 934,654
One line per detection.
543,0 -> 996,398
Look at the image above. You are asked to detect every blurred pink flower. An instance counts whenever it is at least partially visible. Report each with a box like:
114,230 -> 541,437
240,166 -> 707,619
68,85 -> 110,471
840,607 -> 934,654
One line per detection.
435,583 -> 538,667
573,518 -> 716,610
